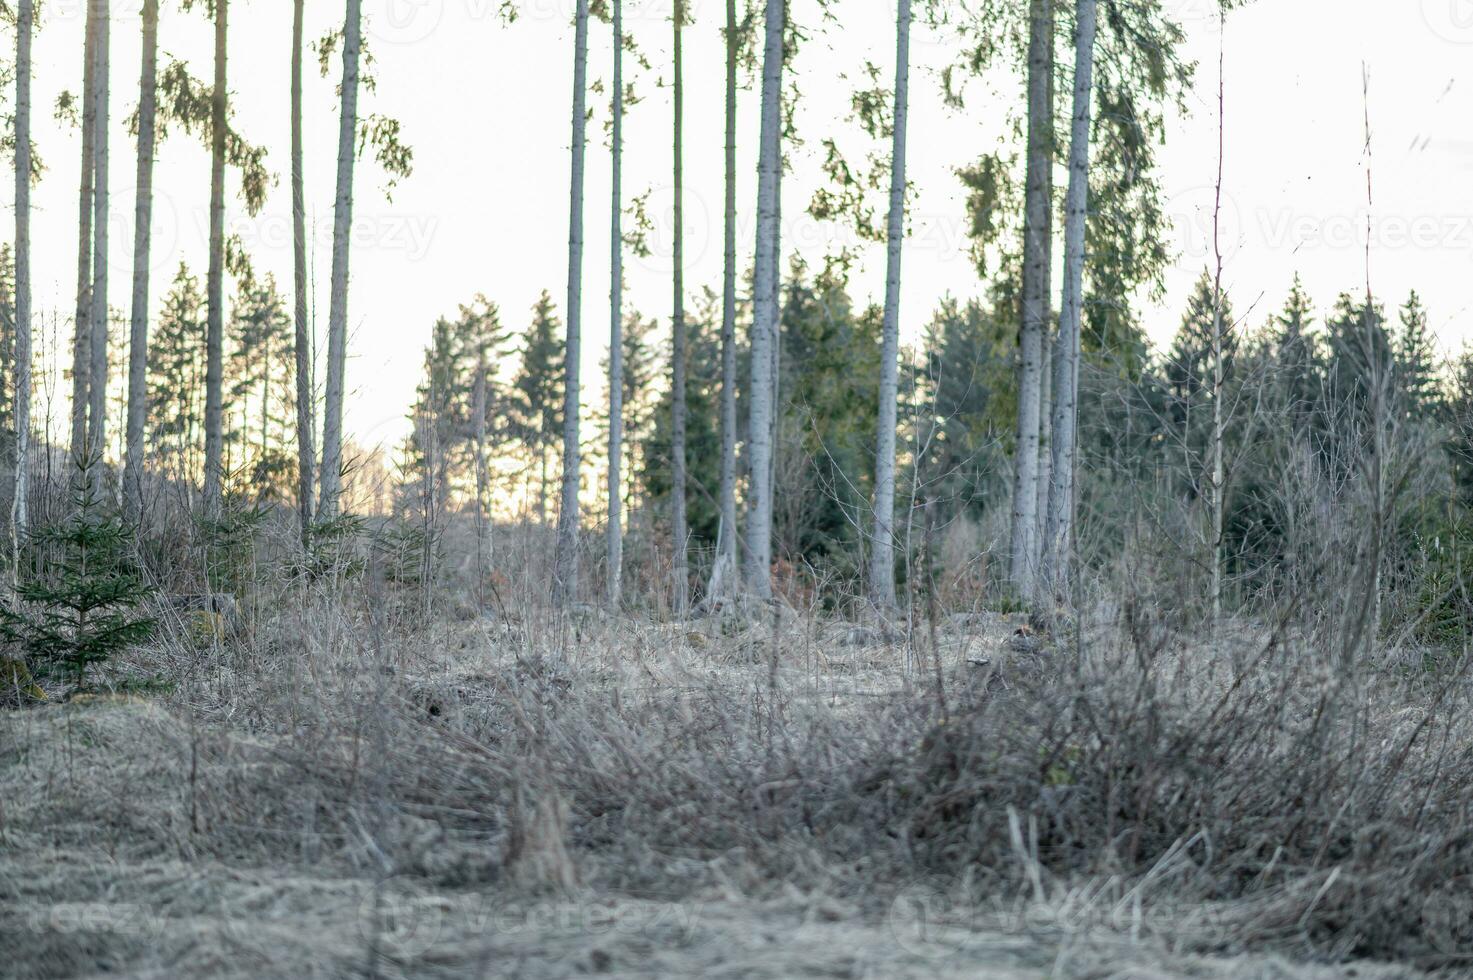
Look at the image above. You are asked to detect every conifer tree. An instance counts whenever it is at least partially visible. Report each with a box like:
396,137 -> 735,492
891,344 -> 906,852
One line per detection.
1,461 -> 154,689
1274,274 -> 1318,433
125,0 -> 161,516
1395,291 -> 1439,415
228,272 -> 294,496
12,0 -> 33,536
148,264 -> 208,483
513,292 -> 566,525
555,0 -> 592,604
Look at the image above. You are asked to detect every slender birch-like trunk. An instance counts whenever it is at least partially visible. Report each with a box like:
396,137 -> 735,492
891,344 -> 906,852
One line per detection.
71,9 -> 98,467
1032,27 -> 1057,577
867,0 -> 910,612
1034,326 -> 1051,560
710,0 -> 739,600
472,349 -> 489,604
744,0 -> 783,599
87,0 -> 110,460
553,0 -> 591,605
318,0 -> 363,519
607,0 -> 624,609
670,0 -> 689,615
202,0 -> 228,509
291,0 -> 315,543
1209,14 -> 1226,624
1009,0 -> 1054,596
124,0 -> 159,516
1040,0 -> 1096,600
11,0 -> 33,539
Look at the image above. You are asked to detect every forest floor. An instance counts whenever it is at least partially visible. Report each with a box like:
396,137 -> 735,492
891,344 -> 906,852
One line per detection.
0,604 -> 1441,979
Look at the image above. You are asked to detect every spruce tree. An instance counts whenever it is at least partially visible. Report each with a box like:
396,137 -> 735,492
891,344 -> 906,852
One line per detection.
1,461 -> 155,688
512,292 -> 566,524
1395,290 -> 1440,416
227,272 -> 294,496
148,264 -> 208,483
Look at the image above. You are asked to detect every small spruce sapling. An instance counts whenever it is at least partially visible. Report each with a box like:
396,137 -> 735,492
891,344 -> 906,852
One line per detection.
0,459 -> 155,688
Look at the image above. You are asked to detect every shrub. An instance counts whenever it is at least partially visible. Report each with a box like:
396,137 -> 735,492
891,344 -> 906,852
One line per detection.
0,462 -> 156,688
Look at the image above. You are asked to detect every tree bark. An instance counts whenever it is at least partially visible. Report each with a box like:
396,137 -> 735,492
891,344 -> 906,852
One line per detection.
553,0 -> 590,605
1209,17 -> 1226,625
202,0 -> 228,509
867,0 -> 910,612
124,0 -> 159,517
11,0 -> 32,539
473,348 -> 490,605
291,0 -> 316,543
710,0 -> 739,601
88,0 -> 110,461
1034,321 -> 1051,566
71,7 -> 98,467
607,0 -> 624,609
670,0 -> 688,615
1009,0 -> 1054,597
744,0 -> 783,599
318,0 -> 363,519
1040,0 -> 1096,601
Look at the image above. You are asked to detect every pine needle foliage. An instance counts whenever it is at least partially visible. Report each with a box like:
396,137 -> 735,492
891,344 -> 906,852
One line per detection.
0,462 -> 156,687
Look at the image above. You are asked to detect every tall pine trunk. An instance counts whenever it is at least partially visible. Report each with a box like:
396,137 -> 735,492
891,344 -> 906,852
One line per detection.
1040,0 -> 1096,601
202,0 -> 228,509
472,350 -> 490,604
291,0 -> 315,542
606,0 -> 624,609
744,0 -> 783,600
88,0 -> 110,460
124,0 -> 159,516
318,0 -> 362,519
1009,0 -> 1054,597
867,0 -> 910,612
71,8 -> 98,467
710,0 -> 739,601
1034,325 -> 1051,562
11,0 -> 32,538
670,0 -> 688,614
1208,12 -> 1229,626
553,0 -> 591,605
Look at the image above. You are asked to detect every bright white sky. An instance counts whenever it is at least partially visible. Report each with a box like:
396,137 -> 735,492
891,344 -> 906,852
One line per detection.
13,0 -> 1473,456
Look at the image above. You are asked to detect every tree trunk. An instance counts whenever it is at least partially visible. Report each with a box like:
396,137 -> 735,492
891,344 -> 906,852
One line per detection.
202,0 -> 228,509
124,0 -> 158,517
553,0 -> 590,606
472,349 -> 489,606
1040,0 -> 1096,602
11,0 -> 32,540
607,0 -> 624,609
670,0 -> 688,615
291,0 -> 315,544
1009,0 -> 1054,597
744,0 -> 783,599
710,0 -> 739,602
88,0 -> 110,461
318,0 -> 363,519
1209,22 -> 1226,625
1034,322 -> 1051,566
867,0 -> 910,612
71,8 -> 98,467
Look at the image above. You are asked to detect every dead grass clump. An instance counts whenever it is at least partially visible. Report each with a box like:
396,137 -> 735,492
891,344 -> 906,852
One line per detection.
867,622 -> 1473,967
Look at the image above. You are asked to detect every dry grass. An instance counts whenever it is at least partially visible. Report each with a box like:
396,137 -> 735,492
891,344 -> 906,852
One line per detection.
0,573 -> 1464,978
